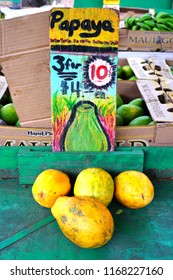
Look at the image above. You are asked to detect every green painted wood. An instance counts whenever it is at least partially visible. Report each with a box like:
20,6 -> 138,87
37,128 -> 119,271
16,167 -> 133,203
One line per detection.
0,147 -> 19,178
0,178 -> 51,242
0,216 -> 55,251
1,146 -> 173,181
17,148 -> 144,185
116,147 -> 173,179
0,177 -> 172,260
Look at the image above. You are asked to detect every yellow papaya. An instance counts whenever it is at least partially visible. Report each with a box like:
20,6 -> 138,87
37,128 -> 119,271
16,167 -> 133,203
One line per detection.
51,196 -> 114,248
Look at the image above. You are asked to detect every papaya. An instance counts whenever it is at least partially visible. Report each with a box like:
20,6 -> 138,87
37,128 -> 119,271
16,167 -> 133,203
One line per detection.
74,167 -> 114,207
51,196 -> 114,248
117,104 -> 144,125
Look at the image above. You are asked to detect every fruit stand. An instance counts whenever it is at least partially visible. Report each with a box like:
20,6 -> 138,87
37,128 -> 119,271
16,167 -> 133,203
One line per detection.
0,0 -> 173,261
0,146 -> 173,260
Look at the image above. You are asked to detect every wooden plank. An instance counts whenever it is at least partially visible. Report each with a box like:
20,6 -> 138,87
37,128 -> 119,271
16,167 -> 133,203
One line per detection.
0,216 -> 55,251
116,146 -> 173,178
0,147 -> 19,178
18,148 -> 144,185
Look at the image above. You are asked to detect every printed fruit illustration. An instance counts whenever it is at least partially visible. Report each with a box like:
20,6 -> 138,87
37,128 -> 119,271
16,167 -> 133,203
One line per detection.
51,196 -> 114,248
128,115 -> 152,126
114,170 -> 154,209
117,104 -> 144,125
32,169 -> 71,208
0,103 -> 18,126
74,167 -> 114,206
62,101 -> 110,152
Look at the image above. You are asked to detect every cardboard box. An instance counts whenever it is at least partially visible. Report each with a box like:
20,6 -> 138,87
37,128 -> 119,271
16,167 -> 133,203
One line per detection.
0,126 -> 52,146
127,57 -> 173,81
0,10 -> 51,128
0,11 -> 173,147
119,29 -> 173,52
116,81 -> 173,146
0,81 -> 173,147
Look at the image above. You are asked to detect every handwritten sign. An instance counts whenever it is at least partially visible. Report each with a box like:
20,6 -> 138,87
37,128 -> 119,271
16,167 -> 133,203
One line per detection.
50,8 -> 119,152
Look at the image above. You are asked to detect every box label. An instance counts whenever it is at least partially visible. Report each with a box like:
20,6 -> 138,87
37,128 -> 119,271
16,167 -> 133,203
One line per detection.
0,76 -> 8,99
126,31 -> 173,51
50,8 -> 119,152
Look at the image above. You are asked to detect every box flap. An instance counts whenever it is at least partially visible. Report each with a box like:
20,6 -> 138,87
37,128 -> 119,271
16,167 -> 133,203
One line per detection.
137,80 -> 173,122
0,10 -> 50,58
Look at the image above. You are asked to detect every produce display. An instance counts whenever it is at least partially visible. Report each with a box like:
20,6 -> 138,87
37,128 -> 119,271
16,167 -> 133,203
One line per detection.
32,167 -> 155,248
0,88 -> 20,127
124,12 -> 173,32
116,94 -> 154,126
117,65 -> 137,80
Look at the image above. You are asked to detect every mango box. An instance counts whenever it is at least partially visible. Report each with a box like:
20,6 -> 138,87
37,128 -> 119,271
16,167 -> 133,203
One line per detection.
1,81 -> 173,147
116,81 -> 173,147
119,29 -> 173,52
127,57 -> 173,81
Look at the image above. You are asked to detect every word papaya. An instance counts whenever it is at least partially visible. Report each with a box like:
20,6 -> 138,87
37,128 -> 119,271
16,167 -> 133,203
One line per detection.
50,10 -> 114,37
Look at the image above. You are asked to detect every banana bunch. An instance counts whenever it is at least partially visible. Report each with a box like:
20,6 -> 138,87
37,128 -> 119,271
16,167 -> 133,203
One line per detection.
124,12 -> 173,32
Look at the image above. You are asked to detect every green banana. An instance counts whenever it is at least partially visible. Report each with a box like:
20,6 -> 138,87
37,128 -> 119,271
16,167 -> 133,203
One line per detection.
155,12 -> 170,20
156,23 -> 172,32
124,16 -> 131,28
165,22 -> 173,31
136,22 -> 152,30
140,13 -> 153,21
128,16 -> 139,28
156,18 -> 173,24
143,20 -> 156,28
152,27 -> 160,32
132,25 -> 139,30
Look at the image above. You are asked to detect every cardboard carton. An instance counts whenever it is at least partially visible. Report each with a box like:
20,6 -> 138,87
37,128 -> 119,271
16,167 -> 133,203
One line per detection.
0,81 -> 173,147
116,81 -> 173,146
0,126 -> 52,146
119,29 -> 173,52
0,10 -> 51,128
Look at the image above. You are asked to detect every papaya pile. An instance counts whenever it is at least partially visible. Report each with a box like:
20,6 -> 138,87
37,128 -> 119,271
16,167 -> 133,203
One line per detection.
32,167 -> 155,248
124,12 -> 173,32
116,94 -> 155,126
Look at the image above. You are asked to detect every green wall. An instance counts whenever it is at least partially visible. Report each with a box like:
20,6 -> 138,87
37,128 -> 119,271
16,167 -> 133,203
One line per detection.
120,0 -> 172,9
74,0 -> 173,9
74,0 -> 102,8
